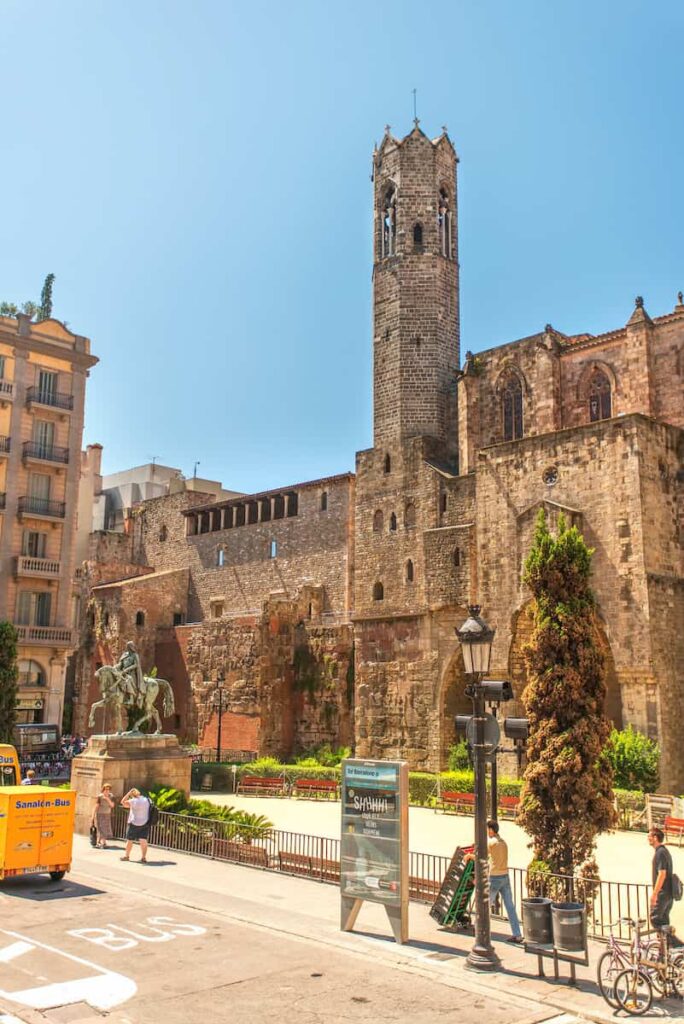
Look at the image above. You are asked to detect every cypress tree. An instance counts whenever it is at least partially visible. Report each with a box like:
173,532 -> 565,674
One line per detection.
518,510 -> 615,876
0,622 -> 19,744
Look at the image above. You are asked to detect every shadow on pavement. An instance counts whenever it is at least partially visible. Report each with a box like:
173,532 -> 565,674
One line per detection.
0,876 -> 105,900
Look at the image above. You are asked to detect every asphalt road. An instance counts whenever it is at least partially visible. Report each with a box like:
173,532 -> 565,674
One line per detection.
0,862 -> 563,1024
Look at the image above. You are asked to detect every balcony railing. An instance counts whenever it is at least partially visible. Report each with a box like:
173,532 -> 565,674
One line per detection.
14,624 -> 73,647
0,380 -> 15,400
22,441 -> 69,465
0,436 -> 9,454
26,386 -> 74,411
18,496 -> 66,519
15,556 -> 61,578
0,493 -> 5,510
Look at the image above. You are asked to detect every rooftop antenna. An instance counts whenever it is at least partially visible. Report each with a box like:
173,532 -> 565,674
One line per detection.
150,455 -> 160,476
412,88 -> 419,128
193,461 -> 200,480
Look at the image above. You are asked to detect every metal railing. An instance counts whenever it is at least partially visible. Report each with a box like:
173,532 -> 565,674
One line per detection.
18,496 -> 66,518
112,808 -> 650,939
22,441 -> 69,464
0,436 -> 9,454
0,493 -> 5,510
26,386 -> 74,411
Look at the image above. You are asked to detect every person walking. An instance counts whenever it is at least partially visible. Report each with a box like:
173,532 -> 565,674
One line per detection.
648,827 -> 674,930
120,787 -> 151,864
487,819 -> 523,943
92,783 -> 115,849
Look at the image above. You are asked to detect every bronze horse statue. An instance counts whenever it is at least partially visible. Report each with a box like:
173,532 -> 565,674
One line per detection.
88,665 -> 175,735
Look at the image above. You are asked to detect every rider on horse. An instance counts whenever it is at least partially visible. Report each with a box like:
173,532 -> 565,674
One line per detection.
114,641 -> 145,705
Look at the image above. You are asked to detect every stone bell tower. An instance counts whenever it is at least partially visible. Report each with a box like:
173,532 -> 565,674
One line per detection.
372,123 -> 460,453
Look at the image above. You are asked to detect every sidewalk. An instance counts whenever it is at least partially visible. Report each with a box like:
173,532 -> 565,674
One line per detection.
8,833 -> 680,1024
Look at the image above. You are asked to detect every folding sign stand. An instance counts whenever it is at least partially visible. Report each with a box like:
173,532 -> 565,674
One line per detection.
340,759 -> 409,944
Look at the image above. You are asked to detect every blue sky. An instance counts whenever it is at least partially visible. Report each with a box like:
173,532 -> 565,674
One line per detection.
1,1 -> 682,492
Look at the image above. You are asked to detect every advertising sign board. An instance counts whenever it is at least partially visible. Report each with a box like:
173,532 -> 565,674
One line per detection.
340,759 -> 408,943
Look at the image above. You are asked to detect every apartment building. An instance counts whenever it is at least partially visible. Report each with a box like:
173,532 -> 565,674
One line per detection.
0,311 -> 97,726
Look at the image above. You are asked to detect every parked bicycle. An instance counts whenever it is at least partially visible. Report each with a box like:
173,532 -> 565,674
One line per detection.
597,917 -> 684,1015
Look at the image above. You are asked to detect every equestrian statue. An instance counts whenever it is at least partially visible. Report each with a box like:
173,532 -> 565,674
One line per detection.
88,640 -> 175,735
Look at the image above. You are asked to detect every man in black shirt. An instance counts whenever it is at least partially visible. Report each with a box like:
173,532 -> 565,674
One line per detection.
649,827 -> 673,929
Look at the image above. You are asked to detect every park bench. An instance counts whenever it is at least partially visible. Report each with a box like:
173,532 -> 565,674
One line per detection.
439,791 -> 475,815
498,795 -> 520,819
237,775 -> 287,797
409,876 -> 441,902
292,778 -> 339,800
212,837 -> 270,868
278,850 -> 340,882
664,816 -> 684,847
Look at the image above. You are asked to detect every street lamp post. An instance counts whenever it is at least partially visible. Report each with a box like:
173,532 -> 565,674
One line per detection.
455,605 -> 501,972
214,671 -> 225,763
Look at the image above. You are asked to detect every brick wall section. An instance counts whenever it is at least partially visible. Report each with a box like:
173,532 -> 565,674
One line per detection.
135,476 -> 354,621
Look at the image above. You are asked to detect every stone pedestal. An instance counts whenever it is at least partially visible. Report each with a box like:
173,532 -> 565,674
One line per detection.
71,734 -> 192,835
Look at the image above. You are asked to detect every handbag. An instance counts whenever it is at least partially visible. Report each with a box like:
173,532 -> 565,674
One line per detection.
89,824 -> 98,847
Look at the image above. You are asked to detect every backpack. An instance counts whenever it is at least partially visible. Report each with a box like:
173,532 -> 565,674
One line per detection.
673,873 -> 683,901
147,800 -> 159,827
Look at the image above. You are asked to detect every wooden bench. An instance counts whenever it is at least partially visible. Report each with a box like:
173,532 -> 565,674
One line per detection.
409,876 -> 441,902
498,795 -> 520,819
664,816 -> 684,846
278,850 -> 340,882
440,791 -> 475,815
292,778 -> 339,800
237,775 -> 287,797
212,837 -> 269,868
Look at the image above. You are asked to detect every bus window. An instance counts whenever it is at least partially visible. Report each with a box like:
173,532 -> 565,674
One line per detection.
1,764 -> 18,786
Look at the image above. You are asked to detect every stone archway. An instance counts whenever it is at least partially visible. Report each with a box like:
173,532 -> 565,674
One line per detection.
438,650 -> 472,770
509,601 -> 623,729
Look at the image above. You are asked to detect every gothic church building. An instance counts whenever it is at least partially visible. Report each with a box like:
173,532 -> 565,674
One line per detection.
74,124 -> 684,792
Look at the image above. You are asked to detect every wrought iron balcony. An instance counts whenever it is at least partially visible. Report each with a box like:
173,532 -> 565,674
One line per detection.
22,441 -> 69,465
0,493 -> 5,511
14,624 -> 74,647
0,436 -> 9,455
26,386 -> 74,411
15,556 -> 61,578
17,496 -> 66,519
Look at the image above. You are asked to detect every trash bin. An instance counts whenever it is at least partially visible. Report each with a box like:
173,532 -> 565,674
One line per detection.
551,901 -> 587,952
522,897 -> 553,945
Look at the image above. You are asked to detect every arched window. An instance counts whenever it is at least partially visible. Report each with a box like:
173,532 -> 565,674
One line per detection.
389,512 -> 397,532
373,510 -> 384,533
413,223 -> 423,251
384,453 -> 391,474
502,376 -> 524,441
320,491 -> 328,512
440,493 -> 447,514
589,370 -> 612,422
438,188 -> 453,258
453,548 -> 461,567
159,525 -> 168,542
18,659 -> 45,687
216,547 -> 225,567
406,559 -> 414,583
135,611 -> 145,627
373,581 -> 384,601
404,503 -> 416,529
381,185 -> 396,257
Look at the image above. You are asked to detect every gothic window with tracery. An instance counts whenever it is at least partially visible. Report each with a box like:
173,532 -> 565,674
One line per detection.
502,376 -> 524,441
381,186 -> 396,258
438,188 -> 453,258
589,370 -> 612,422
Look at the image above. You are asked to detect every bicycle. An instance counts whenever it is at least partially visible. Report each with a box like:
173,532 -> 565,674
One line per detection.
597,917 -> 657,1009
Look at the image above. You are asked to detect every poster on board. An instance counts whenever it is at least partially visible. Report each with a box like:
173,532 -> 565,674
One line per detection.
340,759 -> 408,942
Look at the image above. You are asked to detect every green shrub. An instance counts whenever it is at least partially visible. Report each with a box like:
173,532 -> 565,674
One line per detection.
147,784 -> 188,813
190,762 -> 234,791
605,726 -> 659,792
447,740 -> 471,772
241,757 -> 283,777
614,787 -> 648,830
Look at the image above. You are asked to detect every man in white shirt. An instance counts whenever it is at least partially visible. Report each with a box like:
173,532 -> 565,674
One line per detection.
120,787 -> 150,863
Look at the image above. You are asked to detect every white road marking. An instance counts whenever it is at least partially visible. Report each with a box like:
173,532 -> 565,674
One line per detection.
0,1014 -> 26,1023
0,942 -> 33,963
0,930 -> 136,1011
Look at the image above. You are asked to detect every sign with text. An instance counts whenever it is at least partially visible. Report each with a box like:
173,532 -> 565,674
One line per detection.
340,759 -> 408,943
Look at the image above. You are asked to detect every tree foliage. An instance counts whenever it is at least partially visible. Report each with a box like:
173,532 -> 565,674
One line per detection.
518,510 -> 615,874
605,725 -> 659,792
0,622 -> 19,744
0,274 -> 55,322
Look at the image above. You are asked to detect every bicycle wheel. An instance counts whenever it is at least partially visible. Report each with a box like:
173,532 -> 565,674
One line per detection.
597,950 -> 623,1009
614,969 -> 653,1016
